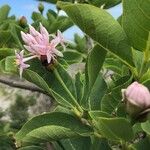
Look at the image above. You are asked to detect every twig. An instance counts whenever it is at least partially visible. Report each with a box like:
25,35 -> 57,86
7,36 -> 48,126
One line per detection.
0,77 -> 50,96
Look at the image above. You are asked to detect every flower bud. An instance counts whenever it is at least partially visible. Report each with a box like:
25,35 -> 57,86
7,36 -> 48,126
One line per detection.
19,16 -> 27,28
38,3 -> 44,14
122,82 -> 150,118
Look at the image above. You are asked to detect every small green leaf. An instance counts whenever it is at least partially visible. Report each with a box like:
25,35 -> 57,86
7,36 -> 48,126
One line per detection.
75,72 -> 84,104
94,117 -> 134,141
0,5 -> 10,21
140,70 -> 150,90
88,73 -> 107,110
56,16 -> 73,32
101,75 -> 132,115
82,44 -> 107,110
23,69 -> 52,96
5,56 -> 17,73
63,50 -> 83,64
141,120 -> 150,135
47,9 -> 56,23
0,31 -> 18,48
74,34 -> 87,53
86,45 -> 107,91
0,48 -> 14,60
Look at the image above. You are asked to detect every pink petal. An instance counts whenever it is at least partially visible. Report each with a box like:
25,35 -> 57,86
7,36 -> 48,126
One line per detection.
54,48 -> 63,57
24,45 -> 36,54
46,52 -> 52,64
40,23 -> 49,43
29,24 -> 41,38
21,31 -> 29,44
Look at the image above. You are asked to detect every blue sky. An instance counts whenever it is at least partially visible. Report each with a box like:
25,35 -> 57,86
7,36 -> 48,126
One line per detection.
0,0 -> 122,40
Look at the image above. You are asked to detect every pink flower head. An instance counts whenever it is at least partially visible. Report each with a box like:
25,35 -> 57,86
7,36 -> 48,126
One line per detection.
15,50 -> 37,78
21,23 -> 63,64
122,82 -> 150,117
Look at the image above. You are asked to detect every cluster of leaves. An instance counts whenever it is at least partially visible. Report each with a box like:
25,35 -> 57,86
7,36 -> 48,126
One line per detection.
0,0 -> 150,149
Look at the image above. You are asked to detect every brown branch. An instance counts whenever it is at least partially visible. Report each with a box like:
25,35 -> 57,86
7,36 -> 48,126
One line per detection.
0,77 -> 50,96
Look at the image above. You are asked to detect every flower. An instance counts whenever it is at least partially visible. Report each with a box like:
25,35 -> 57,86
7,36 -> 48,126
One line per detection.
122,82 -> 150,117
21,23 -> 63,64
15,50 -> 37,78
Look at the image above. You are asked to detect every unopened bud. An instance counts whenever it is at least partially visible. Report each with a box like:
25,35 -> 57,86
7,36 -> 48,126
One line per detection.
122,82 -> 150,118
38,3 -> 44,14
19,16 -> 27,28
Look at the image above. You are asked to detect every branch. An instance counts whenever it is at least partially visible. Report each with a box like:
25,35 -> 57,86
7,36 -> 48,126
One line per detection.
0,77 -> 50,96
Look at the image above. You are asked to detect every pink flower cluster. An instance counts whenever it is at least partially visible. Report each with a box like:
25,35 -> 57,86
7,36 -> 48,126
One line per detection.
15,23 -> 64,78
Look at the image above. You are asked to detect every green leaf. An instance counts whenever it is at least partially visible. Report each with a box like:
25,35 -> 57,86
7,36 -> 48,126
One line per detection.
47,9 -> 56,23
54,105 -> 74,115
0,31 -> 18,48
37,0 -> 57,4
86,45 -> 107,90
37,0 -> 71,4
90,137 -> 111,150
58,137 -> 91,150
140,69 -> 150,90
57,2 -> 134,67
101,75 -> 132,115
25,59 -> 79,108
63,50 -> 83,64
10,24 -> 24,49
23,69 -> 52,96
16,112 -> 93,143
131,137 -> 150,150
48,16 -> 73,33
32,12 -> 49,30
75,72 -> 84,104
4,57 -> 80,109
0,5 -> 10,22
122,0 -> 150,51
32,12 -> 44,21
88,0 -> 121,9
5,56 -> 17,73
56,16 -> 73,32
141,120 -> 150,135
81,44 -> 107,110
27,60 -> 76,106
104,57 -> 124,76
0,48 -> 14,60
0,59 -> 6,73
18,146 -> 45,150
74,34 -> 87,53
0,135 -> 15,150
88,74 -> 107,110
22,126 -> 80,143
94,117 -> 134,141
89,111 -> 111,120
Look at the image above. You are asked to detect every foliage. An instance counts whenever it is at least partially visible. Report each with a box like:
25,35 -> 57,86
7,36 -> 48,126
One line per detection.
0,0 -> 150,149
